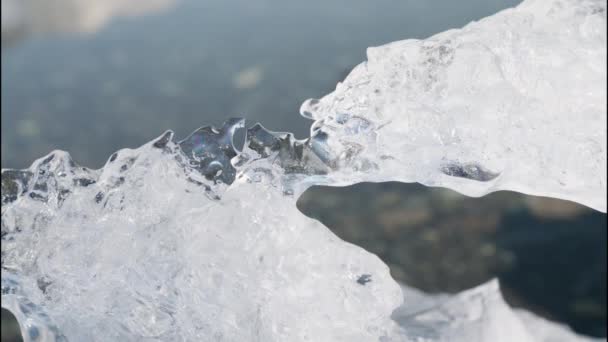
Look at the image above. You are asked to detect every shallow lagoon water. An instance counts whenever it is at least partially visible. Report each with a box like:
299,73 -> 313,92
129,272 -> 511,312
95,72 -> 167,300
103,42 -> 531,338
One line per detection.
1,0 -> 606,340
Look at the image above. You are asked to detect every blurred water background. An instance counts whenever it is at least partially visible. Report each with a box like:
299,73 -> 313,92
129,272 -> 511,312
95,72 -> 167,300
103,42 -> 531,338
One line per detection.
1,0 -> 606,341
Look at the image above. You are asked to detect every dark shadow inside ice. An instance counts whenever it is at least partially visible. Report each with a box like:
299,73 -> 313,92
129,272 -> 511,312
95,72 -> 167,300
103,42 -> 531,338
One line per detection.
297,182 -> 607,338
1,308 -> 23,342
440,162 -> 499,182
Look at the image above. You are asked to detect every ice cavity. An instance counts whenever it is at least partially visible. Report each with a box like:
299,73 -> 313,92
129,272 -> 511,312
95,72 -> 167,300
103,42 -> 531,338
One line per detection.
301,0 -> 607,212
1,0 -> 606,340
3,125 -> 600,342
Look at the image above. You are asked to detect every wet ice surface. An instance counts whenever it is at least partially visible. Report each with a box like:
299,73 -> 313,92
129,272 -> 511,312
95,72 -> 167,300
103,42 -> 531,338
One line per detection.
394,280 -> 603,342
300,0 -> 607,212
1,0 -> 606,340
2,124 -> 602,342
1,135 -> 402,341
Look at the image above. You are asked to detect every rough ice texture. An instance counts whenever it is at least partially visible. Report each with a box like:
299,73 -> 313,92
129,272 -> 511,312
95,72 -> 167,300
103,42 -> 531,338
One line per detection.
1,137 -> 403,341
1,0 -> 606,340
2,132 -> 602,342
301,0 -> 607,212
394,280 -> 603,342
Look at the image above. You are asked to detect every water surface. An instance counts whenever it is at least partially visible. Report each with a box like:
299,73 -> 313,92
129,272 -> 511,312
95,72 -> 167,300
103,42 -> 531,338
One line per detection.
1,0 -> 521,168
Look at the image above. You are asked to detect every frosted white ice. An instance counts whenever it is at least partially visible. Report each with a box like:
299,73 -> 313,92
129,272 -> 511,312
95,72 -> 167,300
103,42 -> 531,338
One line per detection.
301,0 -> 607,212
1,143 -> 404,341
394,280 -> 604,342
2,0 -> 606,341
2,146 -> 601,342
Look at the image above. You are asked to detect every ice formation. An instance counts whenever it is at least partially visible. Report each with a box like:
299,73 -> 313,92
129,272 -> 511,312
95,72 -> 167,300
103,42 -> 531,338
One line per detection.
1,0 -> 606,341
301,0 -> 607,212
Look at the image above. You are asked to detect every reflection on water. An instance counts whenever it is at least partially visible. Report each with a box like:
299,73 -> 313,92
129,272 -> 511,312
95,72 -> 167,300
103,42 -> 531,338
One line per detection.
1,0 -> 176,46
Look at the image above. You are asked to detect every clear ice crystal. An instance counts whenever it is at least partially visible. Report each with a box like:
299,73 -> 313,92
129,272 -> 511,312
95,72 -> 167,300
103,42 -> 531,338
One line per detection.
300,0 -> 607,212
1,0 -> 606,340
1,141 -> 403,341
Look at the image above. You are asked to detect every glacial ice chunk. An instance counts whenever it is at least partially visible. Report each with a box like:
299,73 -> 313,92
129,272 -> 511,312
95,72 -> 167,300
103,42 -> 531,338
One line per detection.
2,123 -> 602,341
1,0 -> 606,340
1,128 -> 403,341
393,280 -> 604,342
301,0 -> 607,212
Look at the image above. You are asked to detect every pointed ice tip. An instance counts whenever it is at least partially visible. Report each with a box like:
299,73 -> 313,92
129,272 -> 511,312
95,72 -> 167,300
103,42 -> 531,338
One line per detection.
152,130 -> 175,149
177,119 -> 247,185
248,122 -> 267,131
485,278 -> 500,291
222,118 -> 246,152
30,150 -> 77,170
222,117 -> 246,131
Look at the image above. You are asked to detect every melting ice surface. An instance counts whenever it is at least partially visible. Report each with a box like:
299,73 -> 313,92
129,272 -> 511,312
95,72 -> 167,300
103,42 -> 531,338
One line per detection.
300,0 -> 607,213
1,0 -> 606,340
